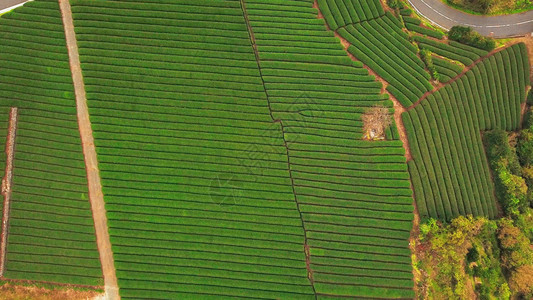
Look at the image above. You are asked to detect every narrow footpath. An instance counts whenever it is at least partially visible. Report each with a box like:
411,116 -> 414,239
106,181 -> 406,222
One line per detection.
58,0 -> 119,299
0,108 -> 18,277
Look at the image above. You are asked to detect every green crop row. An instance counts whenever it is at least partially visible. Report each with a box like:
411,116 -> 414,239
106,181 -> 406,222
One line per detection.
405,23 -> 444,39
317,0 -> 384,30
402,16 -> 420,25
432,56 -> 463,83
414,36 -> 483,66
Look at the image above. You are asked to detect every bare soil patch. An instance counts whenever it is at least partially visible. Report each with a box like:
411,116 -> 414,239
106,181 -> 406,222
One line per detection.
0,281 -> 103,300
520,101 -> 528,127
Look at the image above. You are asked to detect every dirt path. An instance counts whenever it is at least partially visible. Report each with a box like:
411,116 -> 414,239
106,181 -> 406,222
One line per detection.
0,107 -> 18,277
58,0 -> 119,299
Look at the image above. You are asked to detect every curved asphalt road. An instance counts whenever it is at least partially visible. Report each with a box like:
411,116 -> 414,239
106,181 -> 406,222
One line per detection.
0,0 -> 31,14
407,0 -> 533,38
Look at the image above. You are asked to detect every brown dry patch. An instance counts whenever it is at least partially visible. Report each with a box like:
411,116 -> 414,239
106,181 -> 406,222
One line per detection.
0,282 -> 102,300
520,101 -> 528,127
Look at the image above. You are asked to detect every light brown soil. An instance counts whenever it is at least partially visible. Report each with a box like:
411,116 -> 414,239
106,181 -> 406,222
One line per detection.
58,0 -> 119,299
520,101 -> 528,127
0,282 -> 103,300
390,96 -> 413,161
0,107 -> 17,277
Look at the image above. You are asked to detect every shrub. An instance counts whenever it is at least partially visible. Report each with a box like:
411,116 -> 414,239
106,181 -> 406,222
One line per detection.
496,164 -> 528,216
517,129 -> 533,166
484,130 -> 527,215
399,8 -> 412,15
498,218 -> 533,268
420,49 -> 439,81
523,107 -> 533,129
406,23 -> 445,39
508,265 -> 533,297
484,130 -> 512,161
387,0 -> 401,8
448,26 -> 496,51
402,16 -> 421,25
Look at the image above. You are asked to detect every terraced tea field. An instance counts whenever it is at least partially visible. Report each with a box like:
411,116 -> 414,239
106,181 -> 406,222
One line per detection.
0,0 -> 530,298
404,44 -> 530,220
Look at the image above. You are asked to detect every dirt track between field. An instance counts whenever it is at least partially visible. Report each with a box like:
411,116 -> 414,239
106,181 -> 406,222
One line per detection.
58,0 -> 119,299
0,107 -> 18,277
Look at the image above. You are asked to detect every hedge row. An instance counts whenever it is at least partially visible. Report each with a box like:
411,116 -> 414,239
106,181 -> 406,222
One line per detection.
414,35 -> 483,66
317,0 -> 384,30
0,0 -> 102,286
402,16 -> 420,25
405,23 -> 444,39
432,56 -> 463,83
403,44 -> 530,220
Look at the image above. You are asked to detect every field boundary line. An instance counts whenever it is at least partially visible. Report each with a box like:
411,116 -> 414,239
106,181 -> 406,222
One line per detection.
240,0 -> 318,297
0,107 -> 18,277
58,0 -> 119,299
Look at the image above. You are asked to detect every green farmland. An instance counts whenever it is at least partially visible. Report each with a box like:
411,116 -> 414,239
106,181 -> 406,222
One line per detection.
0,0 -> 530,298
0,0 -> 101,286
404,44 -> 530,221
